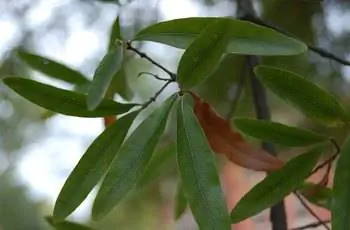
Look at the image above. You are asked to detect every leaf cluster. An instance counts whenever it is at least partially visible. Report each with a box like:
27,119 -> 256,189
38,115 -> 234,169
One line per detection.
4,13 -> 350,230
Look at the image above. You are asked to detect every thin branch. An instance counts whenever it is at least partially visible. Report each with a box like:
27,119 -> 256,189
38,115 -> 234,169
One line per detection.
247,55 -> 288,230
289,220 -> 331,230
293,192 -> 330,230
141,80 -> 174,109
291,139 -> 339,230
239,15 -> 350,66
237,1 -> 288,229
126,41 -> 177,80
318,158 -> 332,186
310,138 -> 340,176
138,72 -> 172,82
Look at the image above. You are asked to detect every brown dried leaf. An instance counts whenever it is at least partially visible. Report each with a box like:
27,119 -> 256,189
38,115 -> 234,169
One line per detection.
104,116 -> 117,127
190,92 -> 284,172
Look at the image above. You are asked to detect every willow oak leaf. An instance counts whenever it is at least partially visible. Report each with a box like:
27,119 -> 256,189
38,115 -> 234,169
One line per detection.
92,94 -> 177,220
190,92 -> 284,172
87,41 -> 124,110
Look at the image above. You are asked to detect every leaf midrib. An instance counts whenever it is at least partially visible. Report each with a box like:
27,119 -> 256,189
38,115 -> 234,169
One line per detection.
181,108 -> 217,227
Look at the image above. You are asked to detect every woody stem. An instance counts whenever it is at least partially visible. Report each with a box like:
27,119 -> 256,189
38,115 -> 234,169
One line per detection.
236,1 -> 288,229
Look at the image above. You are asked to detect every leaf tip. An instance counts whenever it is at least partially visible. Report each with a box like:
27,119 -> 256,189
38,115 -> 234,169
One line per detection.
230,210 -> 243,224
52,202 -> 69,223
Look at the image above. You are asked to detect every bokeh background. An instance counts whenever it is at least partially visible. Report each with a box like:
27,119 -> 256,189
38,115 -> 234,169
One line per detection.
1,0 -> 350,229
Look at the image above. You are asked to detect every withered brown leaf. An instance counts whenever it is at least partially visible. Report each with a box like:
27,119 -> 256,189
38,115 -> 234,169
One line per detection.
104,116 -> 117,127
190,91 -> 284,172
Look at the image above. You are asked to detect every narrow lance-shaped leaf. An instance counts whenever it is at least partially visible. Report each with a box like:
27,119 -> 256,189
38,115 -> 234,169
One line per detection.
230,145 -> 324,223
177,18 -> 231,89
174,182 -> 187,220
134,17 -> 306,56
254,65 -> 349,126
18,50 -> 89,85
107,56 -> 134,101
233,118 -> 328,147
177,95 -> 231,230
3,78 -> 137,117
298,182 -> 332,210
92,94 -> 177,220
332,134 -> 350,230
108,16 -> 122,50
45,216 -> 93,230
105,16 -> 134,101
87,42 -> 124,110
53,111 -> 138,222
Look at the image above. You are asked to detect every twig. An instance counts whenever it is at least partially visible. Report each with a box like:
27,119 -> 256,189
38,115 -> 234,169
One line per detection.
126,41 -> 177,80
291,139 -> 339,230
141,80 -> 174,109
237,1 -> 288,229
138,72 -> 172,82
293,192 -> 330,230
247,54 -> 288,230
319,158 -> 332,186
310,138 -> 340,176
240,15 -> 350,66
289,220 -> 331,230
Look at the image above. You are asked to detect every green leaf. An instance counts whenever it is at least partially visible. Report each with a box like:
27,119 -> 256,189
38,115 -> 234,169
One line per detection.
92,94 -> 177,220
105,17 -> 134,100
137,142 -> 176,188
174,182 -> 187,220
53,111 -> 138,222
177,95 -> 231,230
87,42 -> 124,110
18,50 -> 89,85
107,58 -> 134,101
108,16 -> 122,50
3,78 -> 137,117
332,134 -> 350,229
230,146 -> 323,223
233,118 -> 328,147
45,216 -> 93,230
254,65 -> 349,126
298,182 -> 332,210
134,17 -> 306,56
177,19 -> 231,89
